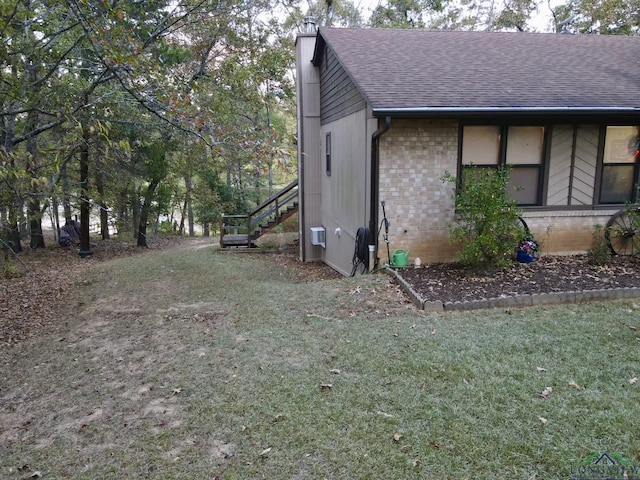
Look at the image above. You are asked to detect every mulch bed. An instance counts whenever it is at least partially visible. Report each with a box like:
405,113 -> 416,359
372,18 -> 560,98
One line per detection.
397,255 -> 640,304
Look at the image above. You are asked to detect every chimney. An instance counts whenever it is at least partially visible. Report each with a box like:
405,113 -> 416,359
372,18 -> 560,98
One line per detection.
303,16 -> 316,33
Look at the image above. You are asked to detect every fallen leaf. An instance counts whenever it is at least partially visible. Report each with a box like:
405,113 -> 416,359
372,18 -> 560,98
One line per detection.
412,458 -> 422,468
260,447 -> 271,457
319,383 -> 333,390
627,325 -> 637,330
330,369 -> 341,375
431,442 -> 440,449
629,377 -> 638,385
536,367 -> 547,373
569,381 -> 581,389
538,417 -> 548,425
538,386 -> 553,398
172,387 -> 182,395
377,411 -> 393,418
273,414 -> 285,422
393,433 -> 403,442
431,329 -> 437,335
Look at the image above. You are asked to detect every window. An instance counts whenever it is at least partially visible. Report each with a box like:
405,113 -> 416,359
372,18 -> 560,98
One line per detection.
326,132 -> 331,176
600,126 -> 640,204
462,126 -> 545,206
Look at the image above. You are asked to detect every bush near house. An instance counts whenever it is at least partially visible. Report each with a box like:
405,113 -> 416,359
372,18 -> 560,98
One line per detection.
442,166 -> 526,270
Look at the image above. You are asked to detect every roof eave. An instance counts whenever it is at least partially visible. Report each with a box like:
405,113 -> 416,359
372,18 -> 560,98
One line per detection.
372,106 -> 640,119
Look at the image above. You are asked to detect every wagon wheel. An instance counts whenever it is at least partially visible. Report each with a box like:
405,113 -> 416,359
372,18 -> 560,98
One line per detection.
500,213 -> 531,256
605,208 -> 640,256
515,215 -> 530,237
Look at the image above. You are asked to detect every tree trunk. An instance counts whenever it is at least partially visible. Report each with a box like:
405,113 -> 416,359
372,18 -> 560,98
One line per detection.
137,179 -> 160,248
96,171 -> 110,240
203,223 -> 210,237
185,175 -> 194,237
178,196 -> 187,235
61,163 -> 73,224
79,126 -> 91,257
51,197 -> 60,242
3,96 -> 22,253
28,199 -> 45,249
132,187 -> 142,239
26,112 -> 45,249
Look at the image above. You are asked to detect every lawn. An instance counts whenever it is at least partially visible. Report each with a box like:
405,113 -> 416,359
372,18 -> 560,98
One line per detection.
1,239 -> 640,479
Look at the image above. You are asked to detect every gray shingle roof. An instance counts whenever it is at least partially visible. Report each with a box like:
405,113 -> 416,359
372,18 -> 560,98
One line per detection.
315,27 -> 640,115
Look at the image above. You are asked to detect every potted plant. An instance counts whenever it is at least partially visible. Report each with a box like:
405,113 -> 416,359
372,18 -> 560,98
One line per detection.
517,236 -> 539,263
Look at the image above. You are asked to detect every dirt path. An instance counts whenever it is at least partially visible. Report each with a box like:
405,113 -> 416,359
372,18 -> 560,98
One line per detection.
0,238 -> 414,479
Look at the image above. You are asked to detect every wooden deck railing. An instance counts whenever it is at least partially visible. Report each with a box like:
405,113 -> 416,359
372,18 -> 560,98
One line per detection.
220,179 -> 298,248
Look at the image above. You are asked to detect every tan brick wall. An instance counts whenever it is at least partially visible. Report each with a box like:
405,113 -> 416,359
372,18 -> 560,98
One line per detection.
377,118 -> 621,265
377,119 -> 459,264
522,210 -> 619,256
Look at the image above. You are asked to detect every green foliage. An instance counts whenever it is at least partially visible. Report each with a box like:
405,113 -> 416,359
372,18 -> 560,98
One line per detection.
587,224 -> 612,265
3,258 -> 21,279
283,0 -> 364,28
442,166 -> 526,269
370,0 -> 445,28
553,0 -> 640,34
429,0 -> 543,31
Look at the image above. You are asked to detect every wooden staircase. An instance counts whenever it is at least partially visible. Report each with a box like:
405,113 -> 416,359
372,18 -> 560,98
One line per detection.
220,180 -> 298,248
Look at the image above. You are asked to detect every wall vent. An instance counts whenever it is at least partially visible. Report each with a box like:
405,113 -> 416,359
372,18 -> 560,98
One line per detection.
310,227 -> 326,248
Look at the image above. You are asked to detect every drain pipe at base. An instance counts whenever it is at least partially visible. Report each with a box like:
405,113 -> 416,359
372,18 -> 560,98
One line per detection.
368,116 -> 391,272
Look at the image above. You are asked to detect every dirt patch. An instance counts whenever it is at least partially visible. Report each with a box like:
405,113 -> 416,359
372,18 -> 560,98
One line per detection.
0,236 -> 188,346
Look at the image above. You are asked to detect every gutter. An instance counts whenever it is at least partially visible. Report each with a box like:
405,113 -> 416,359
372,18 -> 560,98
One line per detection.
372,106 -> 640,118
369,116 -> 391,269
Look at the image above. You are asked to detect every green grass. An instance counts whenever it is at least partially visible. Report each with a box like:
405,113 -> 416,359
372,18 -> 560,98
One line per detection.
2,240 -> 640,479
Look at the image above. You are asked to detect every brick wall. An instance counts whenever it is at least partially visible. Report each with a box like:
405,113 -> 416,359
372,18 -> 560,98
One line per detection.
377,119 -> 459,264
377,118 -> 621,264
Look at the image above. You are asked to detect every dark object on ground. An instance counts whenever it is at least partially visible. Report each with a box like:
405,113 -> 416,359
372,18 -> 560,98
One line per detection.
59,221 -> 81,247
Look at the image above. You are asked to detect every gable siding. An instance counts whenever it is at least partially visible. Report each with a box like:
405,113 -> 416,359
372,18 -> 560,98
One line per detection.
571,125 -> 599,205
547,125 -> 573,206
319,47 -> 366,125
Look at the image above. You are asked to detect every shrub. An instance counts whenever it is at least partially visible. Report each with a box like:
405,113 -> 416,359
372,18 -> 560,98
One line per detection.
442,166 -> 526,270
587,224 -> 612,265
3,258 -> 21,278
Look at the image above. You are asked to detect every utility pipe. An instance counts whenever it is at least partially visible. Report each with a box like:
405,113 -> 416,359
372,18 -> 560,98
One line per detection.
369,116 -> 391,270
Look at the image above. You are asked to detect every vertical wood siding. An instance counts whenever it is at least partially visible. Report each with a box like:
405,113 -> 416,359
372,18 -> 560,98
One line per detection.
571,125 -> 598,205
319,47 -> 365,125
547,125 -> 573,206
547,125 -> 598,206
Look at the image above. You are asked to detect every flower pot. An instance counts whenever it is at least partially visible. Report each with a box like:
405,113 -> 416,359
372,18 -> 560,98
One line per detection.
517,251 -> 535,263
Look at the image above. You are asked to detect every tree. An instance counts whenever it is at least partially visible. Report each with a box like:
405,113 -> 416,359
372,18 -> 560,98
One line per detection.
426,0 -> 543,31
134,135 -> 171,248
370,0 -> 445,28
552,0 -> 639,34
280,0 -> 364,29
